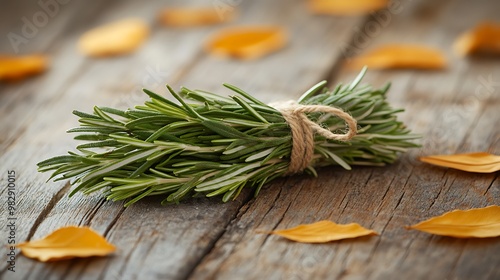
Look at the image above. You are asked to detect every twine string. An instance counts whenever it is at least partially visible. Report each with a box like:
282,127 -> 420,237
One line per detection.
272,102 -> 358,174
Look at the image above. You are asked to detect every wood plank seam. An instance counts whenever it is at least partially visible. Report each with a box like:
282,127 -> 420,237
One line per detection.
319,16 -> 372,82
103,206 -> 127,237
482,178 -> 497,196
183,195 -> 254,280
80,198 -> 107,226
0,182 -> 70,275
25,182 -> 71,241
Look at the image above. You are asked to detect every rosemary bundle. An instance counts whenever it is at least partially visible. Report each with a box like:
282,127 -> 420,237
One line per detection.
38,69 -> 419,206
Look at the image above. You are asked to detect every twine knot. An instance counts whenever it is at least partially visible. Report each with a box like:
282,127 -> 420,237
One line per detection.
271,101 -> 357,175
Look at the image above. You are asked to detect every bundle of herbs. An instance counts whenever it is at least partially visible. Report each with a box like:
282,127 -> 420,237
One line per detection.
38,69 -> 419,206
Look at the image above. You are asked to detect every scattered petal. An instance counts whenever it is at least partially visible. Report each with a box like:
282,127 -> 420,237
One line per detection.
158,7 -> 236,27
0,54 -> 48,82
205,26 -> 287,60
420,158 -> 499,173
265,220 -> 377,243
454,22 -> 500,56
407,206 -> 500,238
309,0 -> 388,16
420,152 -> 500,173
347,44 -> 447,70
78,18 -> 149,57
17,226 -> 116,262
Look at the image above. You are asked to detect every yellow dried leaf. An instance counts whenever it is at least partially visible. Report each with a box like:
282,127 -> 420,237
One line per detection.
407,206 -> 500,238
205,26 -> 287,60
0,54 -> 48,82
158,7 -> 235,27
266,220 -> 377,243
78,18 -> 149,57
17,226 -> 116,262
454,22 -> 500,56
347,44 -> 447,70
309,0 -> 388,15
420,152 -> 500,173
420,158 -> 499,173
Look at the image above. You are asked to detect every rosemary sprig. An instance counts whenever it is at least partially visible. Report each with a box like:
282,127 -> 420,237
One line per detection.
38,69 -> 420,206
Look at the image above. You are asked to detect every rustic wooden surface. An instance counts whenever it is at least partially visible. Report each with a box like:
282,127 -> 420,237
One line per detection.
1,0 -> 499,279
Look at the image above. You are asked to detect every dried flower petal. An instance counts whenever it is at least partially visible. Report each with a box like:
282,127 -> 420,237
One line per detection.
420,152 -> 500,173
454,22 -> 500,56
347,44 -> 447,70
420,158 -> 499,173
205,26 -> 287,60
265,220 -> 377,243
158,7 -> 235,27
17,226 -> 116,262
407,206 -> 500,238
0,54 -> 48,82
309,0 -> 388,15
78,18 -> 149,57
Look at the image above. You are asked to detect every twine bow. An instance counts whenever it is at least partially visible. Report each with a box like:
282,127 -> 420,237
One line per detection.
272,101 -> 357,174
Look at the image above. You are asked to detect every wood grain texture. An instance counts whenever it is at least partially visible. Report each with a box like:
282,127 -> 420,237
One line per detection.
1,0 -> 499,279
189,0 -> 500,279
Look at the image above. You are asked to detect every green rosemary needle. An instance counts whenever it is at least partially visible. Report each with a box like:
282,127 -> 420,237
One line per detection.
38,68 -> 420,206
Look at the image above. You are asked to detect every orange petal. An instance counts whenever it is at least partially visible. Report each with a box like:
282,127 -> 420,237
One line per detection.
347,44 -> 447,70
309,0 -> 388,16
454,22 -> 500,56
78,18 -> 149,57
419,158 -> 499,173
205,26 -> 287,60
158,7 -> 236,27
265,220 -> 377,243
421,152 -> 500,166
17,226 -> 116,262
0,54 -> 48,82
420,152 -> 500,173
407,206 -> 500,238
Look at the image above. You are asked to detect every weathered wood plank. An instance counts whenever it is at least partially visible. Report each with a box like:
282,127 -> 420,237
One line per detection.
189,0 -> 500,279
1,0 -> 369,279
172,0 -> 364,102
1,0 -> 239,277
0,0 -> 121,275
1,0 -> 498,279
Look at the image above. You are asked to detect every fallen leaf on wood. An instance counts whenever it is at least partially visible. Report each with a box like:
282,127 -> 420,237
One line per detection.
420,152 -> 500,173
158,7 -> 236,27
309,0 -> 388,15
205,26 -> 287,60
17,226 -> 116,262
347,44 -> 447,70
265,220 -> 377,243
407,206 -> 500,238
78,18 -> 149,57
454,22 -> 500,56
0,54 -> 48,82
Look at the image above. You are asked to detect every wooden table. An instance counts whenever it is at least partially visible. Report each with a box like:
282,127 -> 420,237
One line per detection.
1,0 -> 499,279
